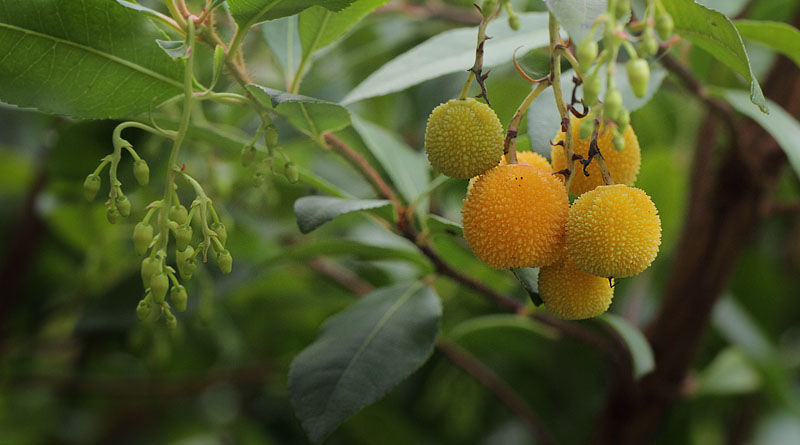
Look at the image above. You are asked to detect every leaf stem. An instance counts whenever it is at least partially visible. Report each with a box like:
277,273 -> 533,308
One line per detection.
504,80 -> 551,163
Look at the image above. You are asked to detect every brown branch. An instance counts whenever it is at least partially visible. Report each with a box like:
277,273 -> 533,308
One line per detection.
308,257 -> 374,297
437,339 -> 557,445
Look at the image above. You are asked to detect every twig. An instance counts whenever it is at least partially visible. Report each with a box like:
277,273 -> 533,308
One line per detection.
437,339 -> 557,445
308,258 -> 374,296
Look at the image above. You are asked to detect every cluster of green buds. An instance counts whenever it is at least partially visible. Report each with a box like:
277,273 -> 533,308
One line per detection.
571,0 -> 673,150
240,114 -> 299,187
479,0 -> 518,30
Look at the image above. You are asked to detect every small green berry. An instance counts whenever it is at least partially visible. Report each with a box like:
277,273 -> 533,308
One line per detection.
626,58 -> 650,98
116,195 -> 131,218
170,284 -> 188,312
217,250 -> 233,274
169,205 -> 188,225
656,12 -> 674,41
83,174 -> 101,201
150,272 -> 169,303
508,14 -> 520,31
133,222 -> 154,256
133,159 -> 150,186
176,224 -> 193,251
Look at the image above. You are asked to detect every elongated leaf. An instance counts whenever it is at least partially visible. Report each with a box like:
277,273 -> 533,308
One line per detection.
527,65 -> 666,155
695,347 -> 761,396
294,196 -> 393,233
449,314 -> 556,341
247,84 -> 351,137
262,16 -> 302,79
696,0 -> 749,17
736,20 -> 800,68
289,282 -> 441,443
426,214 -> 463,236
719,89 -> 800,179
299,0 -> 390,59
341,12 -> 550,104
661,0 -> 767,113
511,268 -> 542,306
277,239 -> 431,271
227,0 -> 354,27
598,314 -> 655,378
350,115 -> 431,205
156,40 -> 188,60
542,0 -> 615,43
0,0 -> 183,119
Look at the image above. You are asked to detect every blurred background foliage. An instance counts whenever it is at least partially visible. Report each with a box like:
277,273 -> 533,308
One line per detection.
1,0 -> 800,443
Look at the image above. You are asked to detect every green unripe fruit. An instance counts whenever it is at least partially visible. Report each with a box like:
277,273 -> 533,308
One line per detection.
133,222 -> 154,256
615,0 -> 630,20
169,205 -> 188,225
265,125 -> 279,147
211,222 -> 227,246
576,39 -> 598,75
141,257 -> 159,287
284,162 -> 299,184
84,174 -> 101,201
626,58 -> 650,98
579,118 -> 595,140
604,88 -> 623,121
133,159 -> 150,186
217,249 -> 233,274
177,246 -> 196,280
116,195 -> 131,217
640,28 -> 659,57
150,272 -> 169,303
253,172 -> 266,187
614,133 -> 626,151
615,110 -> 631,132
481,0 -> 498,17
171,285 -> 188,312
424,98 -> 504,179
583,73 -> 602,105
165,311 -> 177,330
508,14 -> 520,31
656,12 -> 674,40
240,146 -> 255,167
136,298 -> 151,321
106,206 -> 120,224
176,224 -> 193,251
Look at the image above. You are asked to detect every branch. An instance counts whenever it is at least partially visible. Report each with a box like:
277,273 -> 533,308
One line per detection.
437,339 -> 557,445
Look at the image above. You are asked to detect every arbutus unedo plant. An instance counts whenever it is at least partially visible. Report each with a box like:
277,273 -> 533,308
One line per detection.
2,0 -> 799,444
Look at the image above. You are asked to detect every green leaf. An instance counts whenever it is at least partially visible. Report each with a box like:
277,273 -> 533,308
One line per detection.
299,0 -> 390,59
449,314 -> 557,341
718,89 -> 800,179
341,12 -> 550,104
696,0 -> 749,17
294,196 -> 394,233
661,0 -> 767,113
527,65 -> 666,155
156,39 -> 188,60
278,239 -> 431,272
426,214 -> 463,236
227,0 -> 354,28
247,84 -> 351,137
542,0 -> 618,43
289,282 -> 441,443
350,115 -> 431,205
695,347 -> 761,396
735,20 -> 800,68
511,268 -> 542,306
0,0 -> 183,119
598,314 -> 655,379
262,16 -> 302,79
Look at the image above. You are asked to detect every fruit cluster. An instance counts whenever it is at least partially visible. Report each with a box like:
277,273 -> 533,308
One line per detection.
424,100 -> 661,320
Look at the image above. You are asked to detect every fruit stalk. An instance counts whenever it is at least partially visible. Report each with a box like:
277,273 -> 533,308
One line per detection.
549,13 -> 576,191
504,80 -> 551,164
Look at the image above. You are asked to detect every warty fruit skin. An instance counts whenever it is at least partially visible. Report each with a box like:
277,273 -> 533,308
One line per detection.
467,150 -> 552,193
424,98 -> 504,179
462,164 -> 569,269
551,116 -> 641,196
538,252 -> 614,320
566,184 -> 661,278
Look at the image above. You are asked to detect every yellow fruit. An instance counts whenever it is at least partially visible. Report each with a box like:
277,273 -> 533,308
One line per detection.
425,98 -> 504,178
566,184 -> 661,278
551,116 -> 641,195
467,150 -> 551,192
462,164 -> 569,269
538,253 -> 614,320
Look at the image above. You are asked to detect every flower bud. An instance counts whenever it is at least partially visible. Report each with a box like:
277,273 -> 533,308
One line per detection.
176,246 -> 196,280
508,14 -> 520,31
284,162 -> 299,184
106,205 -> 120,224
170,284 -> 188,312
265,125 -> 279,148
656,12 -> 674,40
639,28 -> 659,57
481,0 -> 498,17
583,73 -> 602,105
240,145 -> 255,168
136,298 -> 151,321
211,222 -> 227,246
615,0 -> 630,20
150,272 -> 169,303
133,222 -> 154,256
604,88 -> 623,121
615,109 -> 630,132
165,311 -> 177,330
83,174 -> 101,201
253,172 -> 266,187
576,39 -> 598,75
116,195 -> 131,217
217,249 -> 233,274
176,224 -> 193,251
626,58 -> 650,98
579,118 -> 595,140
141,257 -> 159,287
613,133 -> 626,151
133,159 -> 150,186
169,205 -> 188,225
